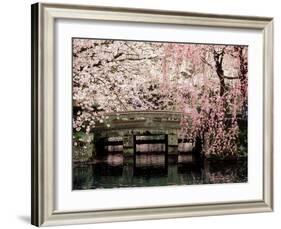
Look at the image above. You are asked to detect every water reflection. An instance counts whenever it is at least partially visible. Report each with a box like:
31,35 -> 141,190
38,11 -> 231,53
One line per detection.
134,154 -> 168,177
73,154 -> 247,190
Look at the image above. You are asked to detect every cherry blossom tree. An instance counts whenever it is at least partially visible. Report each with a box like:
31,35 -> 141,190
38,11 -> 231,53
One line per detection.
73,38 -> 248,158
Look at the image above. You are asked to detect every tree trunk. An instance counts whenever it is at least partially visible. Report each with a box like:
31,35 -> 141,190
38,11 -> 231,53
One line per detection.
213,49 -> 226,97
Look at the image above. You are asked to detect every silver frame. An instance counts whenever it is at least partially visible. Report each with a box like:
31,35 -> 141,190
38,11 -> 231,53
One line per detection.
31,2 -> 274,227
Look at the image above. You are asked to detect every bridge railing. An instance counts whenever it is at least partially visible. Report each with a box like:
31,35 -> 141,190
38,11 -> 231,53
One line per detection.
92,110 -> 183,132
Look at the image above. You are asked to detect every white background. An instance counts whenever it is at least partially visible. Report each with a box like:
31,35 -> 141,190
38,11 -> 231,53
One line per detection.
0,0 -> 279,228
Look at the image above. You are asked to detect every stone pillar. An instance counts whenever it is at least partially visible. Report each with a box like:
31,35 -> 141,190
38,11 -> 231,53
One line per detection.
93,134 -> 105,159
123,135 -> 134,157
168,134 -> 178,156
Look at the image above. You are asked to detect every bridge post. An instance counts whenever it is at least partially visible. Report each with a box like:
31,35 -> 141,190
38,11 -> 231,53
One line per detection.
167,133 -> 178,156
92,135 -> 105,159
123,135 -> 134,157
133,135 -> 136,168
165,134 -> 168,167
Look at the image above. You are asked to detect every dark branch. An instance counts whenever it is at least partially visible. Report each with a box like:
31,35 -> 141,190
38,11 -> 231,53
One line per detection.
223,75 -> 239,80
117,56 -> 158,62
200,57 -> 213,67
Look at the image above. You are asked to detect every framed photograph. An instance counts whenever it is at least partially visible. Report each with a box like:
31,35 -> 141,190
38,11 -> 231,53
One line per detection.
31,3 -> 274,226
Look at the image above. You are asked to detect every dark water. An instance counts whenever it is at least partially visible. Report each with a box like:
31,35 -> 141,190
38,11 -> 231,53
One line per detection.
73,154 -> 247,190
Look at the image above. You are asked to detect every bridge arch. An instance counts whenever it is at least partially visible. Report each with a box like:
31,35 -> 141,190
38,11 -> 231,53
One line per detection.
91,110 -> 195,158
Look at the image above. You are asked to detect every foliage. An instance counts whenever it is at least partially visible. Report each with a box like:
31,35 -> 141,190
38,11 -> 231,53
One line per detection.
73,39 -> 248,157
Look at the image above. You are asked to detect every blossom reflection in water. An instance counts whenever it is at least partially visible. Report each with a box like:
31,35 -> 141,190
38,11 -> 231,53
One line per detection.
73,154 -> 247,190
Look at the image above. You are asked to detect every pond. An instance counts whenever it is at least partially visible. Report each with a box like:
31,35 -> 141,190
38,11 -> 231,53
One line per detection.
73,154 -> 247,190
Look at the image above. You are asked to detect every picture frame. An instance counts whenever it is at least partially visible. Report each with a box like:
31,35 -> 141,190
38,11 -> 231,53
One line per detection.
31,2 -> 274,227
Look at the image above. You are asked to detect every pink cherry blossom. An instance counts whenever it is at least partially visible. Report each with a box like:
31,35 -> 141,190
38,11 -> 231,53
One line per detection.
73,39 -> 247,157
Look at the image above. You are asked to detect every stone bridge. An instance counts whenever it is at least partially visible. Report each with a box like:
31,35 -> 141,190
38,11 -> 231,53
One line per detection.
91,110 -> 194,158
